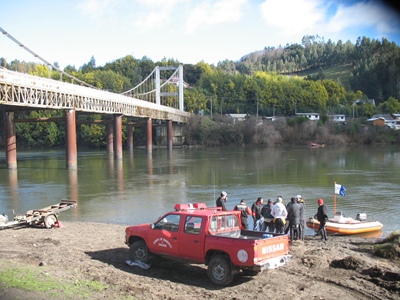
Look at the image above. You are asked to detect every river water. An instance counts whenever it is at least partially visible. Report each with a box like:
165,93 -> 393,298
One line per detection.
0,145 -> 399,237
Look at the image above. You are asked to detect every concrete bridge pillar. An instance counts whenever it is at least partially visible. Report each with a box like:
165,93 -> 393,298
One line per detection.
167,120 -> 173,150
5,111 -> 17,170
106,122 -> 114,154
114,115 -> 123,160
65,109 -> 77,169
146,118 -> 153,154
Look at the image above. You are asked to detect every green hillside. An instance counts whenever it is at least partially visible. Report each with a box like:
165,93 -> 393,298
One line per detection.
293,64 -> 353,90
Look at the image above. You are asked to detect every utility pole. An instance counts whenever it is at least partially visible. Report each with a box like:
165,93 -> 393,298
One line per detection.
210,97 -> 213,117
256,98 -> 259,118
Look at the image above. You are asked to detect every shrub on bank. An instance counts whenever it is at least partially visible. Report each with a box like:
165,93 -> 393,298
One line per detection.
373,231 -> 400,260
183,115 -> 400,147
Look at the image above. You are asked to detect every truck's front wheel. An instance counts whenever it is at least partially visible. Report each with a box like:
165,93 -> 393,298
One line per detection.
207,255 -> 233,286
129,240 -> 150,263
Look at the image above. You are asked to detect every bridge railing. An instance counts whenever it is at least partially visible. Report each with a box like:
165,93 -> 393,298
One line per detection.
0,68 -> 189,122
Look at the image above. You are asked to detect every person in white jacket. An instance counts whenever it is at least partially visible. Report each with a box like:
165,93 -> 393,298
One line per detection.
271,196 -> 288,234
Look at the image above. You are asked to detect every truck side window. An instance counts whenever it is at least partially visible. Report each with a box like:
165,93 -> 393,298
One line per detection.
154,214 -> 181,232
209,215 -> 240,234
184,216 -> 202,235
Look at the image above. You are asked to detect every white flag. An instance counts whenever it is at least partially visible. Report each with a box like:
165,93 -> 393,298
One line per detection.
335,184 -> 346,196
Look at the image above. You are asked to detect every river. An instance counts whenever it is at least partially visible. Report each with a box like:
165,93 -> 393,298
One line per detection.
0,145 -> 399,237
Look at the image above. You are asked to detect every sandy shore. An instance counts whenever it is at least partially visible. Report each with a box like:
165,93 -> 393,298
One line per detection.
0,222 -> 399,300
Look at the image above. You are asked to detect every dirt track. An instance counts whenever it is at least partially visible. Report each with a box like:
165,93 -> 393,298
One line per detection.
0,222 -> 399,300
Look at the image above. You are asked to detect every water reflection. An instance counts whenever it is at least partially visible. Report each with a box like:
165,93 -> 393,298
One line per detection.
68,169 -> 78,202
8,169 -> 19,204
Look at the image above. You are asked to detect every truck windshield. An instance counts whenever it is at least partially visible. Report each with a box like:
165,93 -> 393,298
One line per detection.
209,214 -> 239,233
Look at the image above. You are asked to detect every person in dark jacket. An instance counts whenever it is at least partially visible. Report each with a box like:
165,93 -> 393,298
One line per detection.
251,197 -> 264,231
315,198 -> 328,241
297,195 -> 306,240
216,191 -> 228,211
261,198 -> 275,232
234,199 -> 252,229
286,197 -> 301,242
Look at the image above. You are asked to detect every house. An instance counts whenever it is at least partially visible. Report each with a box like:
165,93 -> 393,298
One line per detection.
329,114 -> 346,123
262,116 -> 276,122
226,114 -> 248,124
353,99 -> 376,106
295,113 -> 320,121
367,114 -> 397,127
392,113 -> 400,120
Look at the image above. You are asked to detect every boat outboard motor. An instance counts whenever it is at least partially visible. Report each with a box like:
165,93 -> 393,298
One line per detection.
356,213 -> 367,221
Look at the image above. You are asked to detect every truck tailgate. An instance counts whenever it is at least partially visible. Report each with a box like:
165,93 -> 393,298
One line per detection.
205,234 -> 290,268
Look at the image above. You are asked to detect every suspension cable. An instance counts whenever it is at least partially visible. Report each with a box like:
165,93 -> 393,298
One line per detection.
0,27 -> 96,89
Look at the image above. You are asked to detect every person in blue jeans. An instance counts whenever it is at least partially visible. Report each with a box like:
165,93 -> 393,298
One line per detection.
251,197 -> 264,231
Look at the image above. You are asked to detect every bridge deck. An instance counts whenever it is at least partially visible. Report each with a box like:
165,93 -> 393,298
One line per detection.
0,68 -> 189,123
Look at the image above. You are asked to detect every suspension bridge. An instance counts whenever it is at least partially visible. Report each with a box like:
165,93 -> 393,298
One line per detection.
0,27 -> 191,169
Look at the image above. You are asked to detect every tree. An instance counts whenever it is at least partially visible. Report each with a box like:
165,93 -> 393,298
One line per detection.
321,79 -> 346,108
80,56 -> 96,73
380,97 -> 400,113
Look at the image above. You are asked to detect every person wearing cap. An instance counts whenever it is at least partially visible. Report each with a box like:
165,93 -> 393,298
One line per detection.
234,199 -> 252,229
315,198 -> 328,241
251,197 -> 264,231
216,191 -> 228,211
261,198 -> 275,232
296,195 -> 306,240
271,196 -> 288,234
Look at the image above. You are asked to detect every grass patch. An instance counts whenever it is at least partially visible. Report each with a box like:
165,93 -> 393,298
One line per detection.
0,260 -> 108,299
294,64 -> 353,89
373,231 -> 400,260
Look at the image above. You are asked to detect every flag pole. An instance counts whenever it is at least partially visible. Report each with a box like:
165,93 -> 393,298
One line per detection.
334,181 -> 337,215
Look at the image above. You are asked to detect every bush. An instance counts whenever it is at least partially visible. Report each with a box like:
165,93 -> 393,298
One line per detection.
373,231 -> 400,260
182,115 -> 399,147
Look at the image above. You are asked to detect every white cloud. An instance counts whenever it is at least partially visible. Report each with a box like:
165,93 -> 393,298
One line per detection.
78,0 -> 121,19
184,0 -> 247,34
132,0 -> 186,29
326,1 -> 400,35
259,0 -> 325,36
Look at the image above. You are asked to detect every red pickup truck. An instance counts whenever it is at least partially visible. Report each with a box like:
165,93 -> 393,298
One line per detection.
125,203 -> 291,285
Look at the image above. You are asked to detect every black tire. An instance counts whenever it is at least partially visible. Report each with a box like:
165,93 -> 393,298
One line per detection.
207,255 -> 233,286
242,269 -> 259,276
44,214 -> 57,228
129,240 -> 150,263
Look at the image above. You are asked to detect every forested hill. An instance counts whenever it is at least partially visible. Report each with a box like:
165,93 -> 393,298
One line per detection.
221,35 -> 400,104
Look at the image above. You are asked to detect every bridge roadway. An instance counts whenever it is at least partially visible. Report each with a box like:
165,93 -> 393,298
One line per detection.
0,68 -> 190,169
0,68 -> 189,122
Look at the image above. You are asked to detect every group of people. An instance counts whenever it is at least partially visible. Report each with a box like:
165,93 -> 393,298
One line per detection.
216,191 -> 329,242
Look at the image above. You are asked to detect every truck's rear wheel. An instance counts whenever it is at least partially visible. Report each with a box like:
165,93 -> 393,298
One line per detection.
207,255 -> 233,286
129,240 -> 150,263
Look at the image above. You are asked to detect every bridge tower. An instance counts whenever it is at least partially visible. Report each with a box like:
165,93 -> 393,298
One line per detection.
155,64 -> 184,111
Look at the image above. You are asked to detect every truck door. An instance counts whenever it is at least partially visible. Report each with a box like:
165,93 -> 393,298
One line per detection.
148,213 -> 181,257
179,216 -> 204,261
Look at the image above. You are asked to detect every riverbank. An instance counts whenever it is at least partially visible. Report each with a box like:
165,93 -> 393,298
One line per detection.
0,222 -> 399,300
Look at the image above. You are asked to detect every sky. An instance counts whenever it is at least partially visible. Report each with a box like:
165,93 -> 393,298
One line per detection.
1,0 -> 400,69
